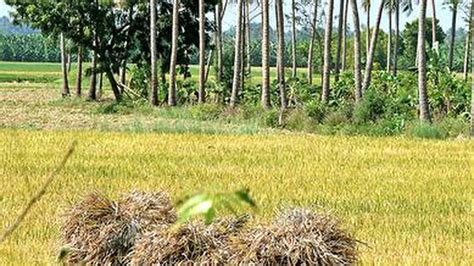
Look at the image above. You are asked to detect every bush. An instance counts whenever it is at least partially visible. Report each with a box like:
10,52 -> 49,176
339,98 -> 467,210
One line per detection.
189,104 -> 223,121
284,108 -> 314,131
304,100 -> 327,123
437,116 -> 469,138
262,109 -> 280,127
406,122 -> 447,139
353,89 -> 387,124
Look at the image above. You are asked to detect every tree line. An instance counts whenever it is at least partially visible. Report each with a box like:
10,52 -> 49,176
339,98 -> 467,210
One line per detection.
5,0 -> 474,135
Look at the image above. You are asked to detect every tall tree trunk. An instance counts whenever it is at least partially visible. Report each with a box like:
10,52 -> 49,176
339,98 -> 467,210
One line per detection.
431,0 -> 438,52
448,3 -> 458,71
350,0 -> 362,103
88,45 -> 97,100
470,0 -> 474,136
230,0 -> 243,107
386,3 -> 392,73
169,0 -> 179,106
240,2 -> 246,97
245,0 -> 251,75
104,62 -> 122,101
76,45 -> 82,97
335,0 -> 345,82
341,0 -> 349,72
418,0 -> 431,123
361,0 -> 384,94
261,0 -> 271,108
393,0 -> 399,76
215,2 -> 223,83
198,0 -> 206,103
463,27 -> 471,82
150,0 -> 159,106
307,0 -> 319,85
291,0 -> 297,78
119,5 -> 133,92
98,72 -> 103,100
366,1 -> 371,57
67,52 -> 72,74
60,33 -> 69,97
276,0 -> 287,110
321,0 -> 334,103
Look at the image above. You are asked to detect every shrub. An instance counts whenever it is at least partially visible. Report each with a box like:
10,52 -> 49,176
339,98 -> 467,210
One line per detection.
437,116 -> 469,138
353,88 -> 387,124
304,100 -> 327,123
324,109 -> 351,127
262,108 -> 280,127
189,104 -> 223,121
406,122 -> 447,139
284,108 -> 314,131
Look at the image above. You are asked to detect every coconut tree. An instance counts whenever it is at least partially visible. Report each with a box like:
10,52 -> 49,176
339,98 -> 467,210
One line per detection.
361,0 -> 385,94
350,0 -> 362,103
150,0 -> 158,106
418,0 -> 431,123
88,34 -> 97,101
291,0 -> 297,78
307,0 -> 319,85
362,0 -> 371,56
60,33 -> 69,97
76,45 -> 82,97
393,0 -> 400,75
335,0 -> 345,82
198,0 -> 206,103
245,0 -> 252,75
431,0 -> 438,52
168,0 -> 179,106
447,0 -> 460,71
261,0 -> 271,108
321,0 -> 334,103
341,0 -> 349,71
386,0 -> 393,73
463,1 -> 473,81
275,0 -> 287,112
230,0 -> 244,107
470,0 -> 474,136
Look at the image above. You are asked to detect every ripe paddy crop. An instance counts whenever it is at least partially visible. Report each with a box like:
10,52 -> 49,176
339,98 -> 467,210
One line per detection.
0,129 -> 472,264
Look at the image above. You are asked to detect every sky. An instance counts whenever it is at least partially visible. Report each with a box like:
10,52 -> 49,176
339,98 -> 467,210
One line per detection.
0,0 -> 469,33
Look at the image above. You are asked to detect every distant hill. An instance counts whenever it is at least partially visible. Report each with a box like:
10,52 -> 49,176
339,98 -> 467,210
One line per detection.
0,16 -> 37,35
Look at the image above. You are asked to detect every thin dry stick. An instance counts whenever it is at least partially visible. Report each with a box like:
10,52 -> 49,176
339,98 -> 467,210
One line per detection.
0,141 -> 77,245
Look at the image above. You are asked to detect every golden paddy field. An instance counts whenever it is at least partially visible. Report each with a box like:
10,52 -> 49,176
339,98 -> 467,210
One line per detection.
0,129 -> 472,264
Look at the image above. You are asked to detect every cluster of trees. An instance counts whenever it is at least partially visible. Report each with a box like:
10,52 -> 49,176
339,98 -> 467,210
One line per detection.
0,34 -> 60,62
5,0 -> 474,135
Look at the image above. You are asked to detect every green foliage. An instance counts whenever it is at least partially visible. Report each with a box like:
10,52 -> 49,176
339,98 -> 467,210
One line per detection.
353,88 -> 387,124
406,122 -> 447,140
0,33 -> 60,62
177,189 -> 256,225
189,104 -> 223,121
304,100 -> 327,123
284,108 -> 313,131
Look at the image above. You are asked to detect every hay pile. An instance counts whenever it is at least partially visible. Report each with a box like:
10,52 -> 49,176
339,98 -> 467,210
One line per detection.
130,215 -> 249,265
61,191 -> 176,265
62,192 -> 359,265
231,208 -> 358,265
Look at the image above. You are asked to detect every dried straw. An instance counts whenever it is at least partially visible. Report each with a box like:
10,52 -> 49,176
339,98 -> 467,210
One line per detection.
230,208 -> 358,265
130,215 -> 249,265
61,191 -> 176,265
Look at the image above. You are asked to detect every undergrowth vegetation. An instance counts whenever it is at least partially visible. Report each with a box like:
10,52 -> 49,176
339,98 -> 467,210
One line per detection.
88,69 -> 471,139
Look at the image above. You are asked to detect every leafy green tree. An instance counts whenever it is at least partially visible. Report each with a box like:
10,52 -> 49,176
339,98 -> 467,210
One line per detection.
401,18 -> 446,68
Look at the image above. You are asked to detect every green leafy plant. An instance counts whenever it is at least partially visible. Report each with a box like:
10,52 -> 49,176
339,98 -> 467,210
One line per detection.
177,189 -> 256,225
